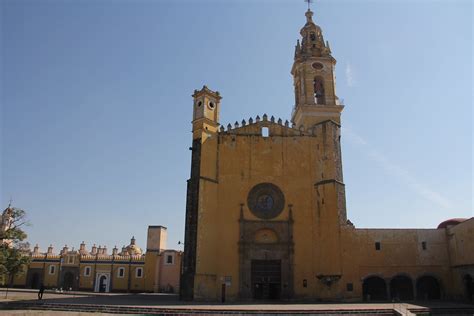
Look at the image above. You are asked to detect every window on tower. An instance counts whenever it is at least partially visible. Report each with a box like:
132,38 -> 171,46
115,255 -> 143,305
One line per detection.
310,33 -> 316,41
313,78 -> 325,104
422,241 -> 427,250
295,83 -> 300,104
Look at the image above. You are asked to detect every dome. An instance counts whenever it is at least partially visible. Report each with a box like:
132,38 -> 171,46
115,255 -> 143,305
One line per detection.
437,218 -> 468,229
125,236 -> 142,255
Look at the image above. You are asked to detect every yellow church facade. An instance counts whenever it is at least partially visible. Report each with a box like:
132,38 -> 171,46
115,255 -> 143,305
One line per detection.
180,9 -> 474,302
9,225 -> 182,294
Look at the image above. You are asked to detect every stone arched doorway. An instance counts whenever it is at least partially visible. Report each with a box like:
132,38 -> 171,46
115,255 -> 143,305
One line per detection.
416,275 -> 441,300
30,273 -> 40,289
390,275 -> 414,300
251,259 -> 281,300
99,275 -> 107,292
63,272 -> 75,291
26,269 -> 42,289
60,267 -> 79,291
94,272 -> 110,293
239,216 -> 294,300
363,276 -> 387,301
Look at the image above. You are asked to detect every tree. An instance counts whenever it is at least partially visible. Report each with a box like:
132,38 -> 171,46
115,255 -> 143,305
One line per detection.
0,205 -> 31,298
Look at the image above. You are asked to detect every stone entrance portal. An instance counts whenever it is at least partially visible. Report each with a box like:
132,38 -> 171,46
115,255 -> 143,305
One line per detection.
238,207 -> 294,300
251,260 -> 281,299
94,272 -> 110,293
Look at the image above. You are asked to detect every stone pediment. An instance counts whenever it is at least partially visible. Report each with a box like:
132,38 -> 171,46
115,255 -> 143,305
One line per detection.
219,114 -> 305,137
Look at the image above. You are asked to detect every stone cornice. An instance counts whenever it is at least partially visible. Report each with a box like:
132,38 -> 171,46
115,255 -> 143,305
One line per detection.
315,179 -> 345,186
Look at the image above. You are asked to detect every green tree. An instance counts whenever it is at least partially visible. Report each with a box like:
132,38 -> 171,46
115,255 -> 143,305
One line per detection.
0,206 -> 31,298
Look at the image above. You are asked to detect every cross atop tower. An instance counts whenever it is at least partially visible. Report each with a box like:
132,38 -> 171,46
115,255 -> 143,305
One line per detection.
305,0 -> 314,11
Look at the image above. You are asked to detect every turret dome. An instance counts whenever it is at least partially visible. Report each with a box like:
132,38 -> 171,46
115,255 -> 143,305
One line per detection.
125,236 -> 142,255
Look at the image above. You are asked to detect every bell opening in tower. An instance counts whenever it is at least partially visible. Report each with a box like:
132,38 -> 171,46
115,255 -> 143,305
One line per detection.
313,77 -> 325,105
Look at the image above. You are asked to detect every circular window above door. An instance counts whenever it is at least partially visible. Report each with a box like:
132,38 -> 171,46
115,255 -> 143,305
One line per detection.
247,183 -> 285,220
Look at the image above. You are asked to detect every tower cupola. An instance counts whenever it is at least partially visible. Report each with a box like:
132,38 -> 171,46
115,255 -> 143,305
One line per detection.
295,9 -> 331,59
291,8 -> 344,128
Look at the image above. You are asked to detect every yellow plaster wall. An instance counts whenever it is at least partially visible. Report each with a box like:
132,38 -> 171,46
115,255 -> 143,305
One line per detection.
194,128 -> 343,300
130,265 -> 146,291
341,227 -> 451,299
446,218 -> 474,298
112,263 -> 130,291
448,218 -> 474,266
43,263 -> 60,287
159,252 -> 182,293
12,250 -> 177,293
144,253 -> 159,292
192,120 -> 468,301
79,264 -> 94,290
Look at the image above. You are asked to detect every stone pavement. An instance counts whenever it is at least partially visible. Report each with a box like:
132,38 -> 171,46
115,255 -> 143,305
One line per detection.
0,311 -> 121,315
0,289 -> 473,315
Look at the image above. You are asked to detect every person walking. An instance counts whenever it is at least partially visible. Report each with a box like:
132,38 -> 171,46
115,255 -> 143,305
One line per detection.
38,283 -> 45,300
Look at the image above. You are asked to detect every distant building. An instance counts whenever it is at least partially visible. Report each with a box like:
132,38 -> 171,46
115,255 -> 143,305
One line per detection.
180,8 -> 474,301
8,224 -> 181,293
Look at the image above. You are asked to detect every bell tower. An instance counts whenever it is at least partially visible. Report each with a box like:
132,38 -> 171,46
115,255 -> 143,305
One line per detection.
291,9 -> 344,128
182,85 -> 221,300
191,85 -> 221,140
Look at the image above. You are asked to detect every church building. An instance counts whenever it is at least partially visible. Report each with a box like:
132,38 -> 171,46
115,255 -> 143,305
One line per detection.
181,8 -> 473,301
0,207 -> 182,295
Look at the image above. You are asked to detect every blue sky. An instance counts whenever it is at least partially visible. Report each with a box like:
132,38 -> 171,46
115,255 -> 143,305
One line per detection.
1,0 -> 472,253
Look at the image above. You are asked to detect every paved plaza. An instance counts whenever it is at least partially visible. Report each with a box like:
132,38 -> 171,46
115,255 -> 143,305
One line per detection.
0,288 -> 473,315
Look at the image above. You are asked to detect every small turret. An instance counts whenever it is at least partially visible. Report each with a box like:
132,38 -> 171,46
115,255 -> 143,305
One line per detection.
295,39 -> 301,58
192,85 -> 222,140
79,241 -> 88,255
61,245 -> 69,255
296,9 -> 330,59
121,245 -> 127,256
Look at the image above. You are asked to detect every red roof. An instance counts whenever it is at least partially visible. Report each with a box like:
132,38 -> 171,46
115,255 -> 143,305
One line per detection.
437,218 -> 468,229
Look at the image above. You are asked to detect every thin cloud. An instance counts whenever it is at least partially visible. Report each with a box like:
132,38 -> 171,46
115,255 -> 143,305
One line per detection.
343,126 -> 452,209
345,63 -> 355,87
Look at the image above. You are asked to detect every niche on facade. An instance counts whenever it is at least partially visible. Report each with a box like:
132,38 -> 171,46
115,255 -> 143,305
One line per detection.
254,228 -> 279,244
